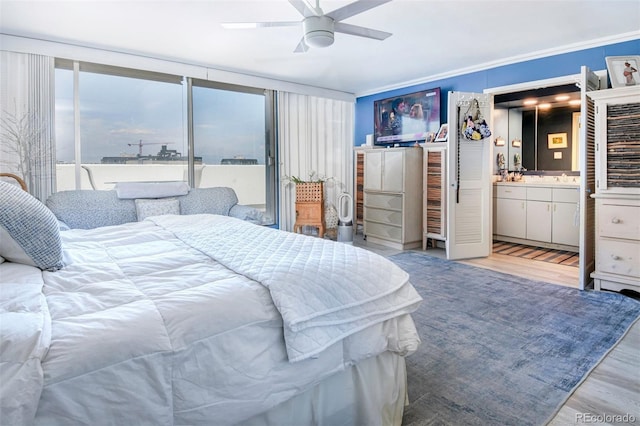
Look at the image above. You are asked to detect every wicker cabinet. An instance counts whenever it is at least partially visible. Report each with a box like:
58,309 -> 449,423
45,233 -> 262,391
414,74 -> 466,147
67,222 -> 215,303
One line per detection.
363,147 -> 423,250
293,182 -> 325,238
423,144 -> 447,249
353,148 -> 366,233
588,86 -> 640,293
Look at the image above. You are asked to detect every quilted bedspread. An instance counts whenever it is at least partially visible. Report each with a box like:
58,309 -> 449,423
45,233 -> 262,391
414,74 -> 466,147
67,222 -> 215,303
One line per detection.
1,214 -> 421,425
151,214 -> 423,362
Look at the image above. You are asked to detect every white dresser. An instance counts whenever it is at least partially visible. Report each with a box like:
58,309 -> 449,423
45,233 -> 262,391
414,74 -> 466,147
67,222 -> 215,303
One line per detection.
363,147 -> 423,250
588,86 -> 640,293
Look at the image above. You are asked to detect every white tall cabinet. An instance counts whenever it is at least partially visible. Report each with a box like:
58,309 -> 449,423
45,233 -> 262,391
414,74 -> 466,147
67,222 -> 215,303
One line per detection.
363,147 -> 423,250
588,86 -> 640,293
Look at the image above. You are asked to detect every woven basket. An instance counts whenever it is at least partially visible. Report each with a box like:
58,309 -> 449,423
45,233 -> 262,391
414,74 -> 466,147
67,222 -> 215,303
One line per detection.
295,182 -> 323,202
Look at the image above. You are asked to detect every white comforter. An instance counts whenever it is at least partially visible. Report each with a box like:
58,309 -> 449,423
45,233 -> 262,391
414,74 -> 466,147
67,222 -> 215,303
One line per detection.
1,214 -> 421,425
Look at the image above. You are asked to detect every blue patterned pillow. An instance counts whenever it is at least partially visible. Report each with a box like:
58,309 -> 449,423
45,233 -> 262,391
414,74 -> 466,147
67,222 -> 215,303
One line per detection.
0,182 -> 63,271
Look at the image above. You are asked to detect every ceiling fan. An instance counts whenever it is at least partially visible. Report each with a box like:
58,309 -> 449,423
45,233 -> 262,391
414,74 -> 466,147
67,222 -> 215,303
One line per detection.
221,0 -> 392,53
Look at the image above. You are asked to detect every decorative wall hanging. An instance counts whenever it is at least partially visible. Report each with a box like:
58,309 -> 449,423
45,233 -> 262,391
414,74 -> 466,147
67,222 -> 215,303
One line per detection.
547,132 -> 567,149
460,98 -> 491,141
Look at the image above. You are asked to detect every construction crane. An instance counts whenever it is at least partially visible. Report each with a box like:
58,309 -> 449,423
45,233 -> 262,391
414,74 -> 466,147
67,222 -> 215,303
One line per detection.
127,140 -> 172,157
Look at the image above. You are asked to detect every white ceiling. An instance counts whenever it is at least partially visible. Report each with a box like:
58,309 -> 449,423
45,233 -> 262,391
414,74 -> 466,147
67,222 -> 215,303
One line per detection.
1,0 -> 639,96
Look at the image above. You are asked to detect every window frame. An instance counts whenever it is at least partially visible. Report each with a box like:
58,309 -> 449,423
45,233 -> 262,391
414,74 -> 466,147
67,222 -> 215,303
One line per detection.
55,60 -> 276,225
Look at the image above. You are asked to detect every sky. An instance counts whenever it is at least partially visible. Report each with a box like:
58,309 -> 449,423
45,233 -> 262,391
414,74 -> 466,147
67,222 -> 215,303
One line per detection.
55,68 -> 266,165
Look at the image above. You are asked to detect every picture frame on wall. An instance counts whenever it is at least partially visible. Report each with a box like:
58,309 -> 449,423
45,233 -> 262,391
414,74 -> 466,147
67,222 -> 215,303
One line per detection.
605,56 -> 640,88
434,123 -> 449,142
547,132 -> 567,149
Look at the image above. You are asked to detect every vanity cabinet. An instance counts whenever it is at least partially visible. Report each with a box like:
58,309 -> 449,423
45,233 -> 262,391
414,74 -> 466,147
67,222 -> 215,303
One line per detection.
551,188 -> 580,247
495,185 -> 526,239
363,147 -> 423,250
588,86 -> 640,293
494,183 -> 579,250
525,187 -> 552,242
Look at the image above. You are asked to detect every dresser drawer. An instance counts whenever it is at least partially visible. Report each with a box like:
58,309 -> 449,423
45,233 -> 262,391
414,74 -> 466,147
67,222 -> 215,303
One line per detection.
598,203 -> 640,240
496,185 -> 526,200
597,238 -> 640,277
364,192 -> 403,210
365,221 -> 402,242
364,207 -> 403,226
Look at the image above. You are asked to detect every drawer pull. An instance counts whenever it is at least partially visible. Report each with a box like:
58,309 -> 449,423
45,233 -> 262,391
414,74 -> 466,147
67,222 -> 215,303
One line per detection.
611,217 -> 621,224
611,254 -> 622,261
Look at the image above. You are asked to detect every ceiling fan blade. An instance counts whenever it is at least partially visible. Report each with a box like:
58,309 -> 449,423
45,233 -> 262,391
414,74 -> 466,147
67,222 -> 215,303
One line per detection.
334,22 -> 391,40
326,0 -> 391,22
221,21 -> 300,29
289,0 -> 319,17
294,38 -> 310,53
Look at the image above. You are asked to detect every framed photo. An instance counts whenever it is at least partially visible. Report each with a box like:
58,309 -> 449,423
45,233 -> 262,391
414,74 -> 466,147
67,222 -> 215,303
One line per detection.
605,56 -> 640,88
434,123 -> 449,142
547,132 -> 567,149
425,132 -> 436,143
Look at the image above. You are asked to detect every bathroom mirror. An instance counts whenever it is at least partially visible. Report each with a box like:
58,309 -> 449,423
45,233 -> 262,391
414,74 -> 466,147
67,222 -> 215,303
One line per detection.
493,84 -> 581,173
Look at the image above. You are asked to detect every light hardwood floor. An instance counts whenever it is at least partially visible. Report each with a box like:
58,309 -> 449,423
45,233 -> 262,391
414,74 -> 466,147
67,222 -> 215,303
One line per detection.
461,250 -> 580,288
547,318 -> 640,426
352,234 -> 639,426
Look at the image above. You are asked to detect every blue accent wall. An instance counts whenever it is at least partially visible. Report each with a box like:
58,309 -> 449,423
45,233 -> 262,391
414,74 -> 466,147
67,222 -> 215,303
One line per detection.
355,39 -> 639,145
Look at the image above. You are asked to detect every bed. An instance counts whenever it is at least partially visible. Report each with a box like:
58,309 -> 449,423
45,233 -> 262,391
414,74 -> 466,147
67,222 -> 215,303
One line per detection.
0,181 -> 422,425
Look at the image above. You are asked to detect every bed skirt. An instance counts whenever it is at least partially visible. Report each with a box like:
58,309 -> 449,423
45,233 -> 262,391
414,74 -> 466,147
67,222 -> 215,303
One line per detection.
240,351 -> 408,426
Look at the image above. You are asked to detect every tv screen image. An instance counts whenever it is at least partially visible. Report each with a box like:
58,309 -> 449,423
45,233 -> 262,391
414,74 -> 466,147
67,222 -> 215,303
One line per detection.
374,87 -> 441,146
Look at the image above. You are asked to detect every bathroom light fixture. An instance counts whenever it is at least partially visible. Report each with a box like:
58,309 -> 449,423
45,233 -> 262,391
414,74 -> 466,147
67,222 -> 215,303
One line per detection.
555,95 -> 570,101
538,103 -> 552,109
523,99 -> 537,106
569,99 -> 581,106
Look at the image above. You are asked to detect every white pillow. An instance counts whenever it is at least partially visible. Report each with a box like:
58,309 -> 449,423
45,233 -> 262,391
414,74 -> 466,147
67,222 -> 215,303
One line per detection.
0,181 -> 63,271
135,198 -> 180,221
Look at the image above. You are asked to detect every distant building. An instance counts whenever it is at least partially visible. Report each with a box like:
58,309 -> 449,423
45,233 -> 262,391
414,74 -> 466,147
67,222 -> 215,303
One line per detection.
220,158 -> 258,165
101,145 -> 202,164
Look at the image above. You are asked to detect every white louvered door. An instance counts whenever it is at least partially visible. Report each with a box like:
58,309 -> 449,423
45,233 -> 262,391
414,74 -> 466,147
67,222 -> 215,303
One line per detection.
577,66 -> 600,290
446,91 -> 493,260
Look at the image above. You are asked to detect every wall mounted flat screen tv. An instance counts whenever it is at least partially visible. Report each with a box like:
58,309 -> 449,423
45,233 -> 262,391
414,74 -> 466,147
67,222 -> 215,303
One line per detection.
374,87 -> 441,146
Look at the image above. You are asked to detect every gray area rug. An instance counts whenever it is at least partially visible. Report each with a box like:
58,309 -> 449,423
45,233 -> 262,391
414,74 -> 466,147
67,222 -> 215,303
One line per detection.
390,251 -> 640,426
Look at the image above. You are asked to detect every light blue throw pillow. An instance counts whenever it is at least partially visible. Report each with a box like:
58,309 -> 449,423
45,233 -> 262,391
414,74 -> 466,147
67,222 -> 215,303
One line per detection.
0,182 -> 63,271
135,198 -> 180,221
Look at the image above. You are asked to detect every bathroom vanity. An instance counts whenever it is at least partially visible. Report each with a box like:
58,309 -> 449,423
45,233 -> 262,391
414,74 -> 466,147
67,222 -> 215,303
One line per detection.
493,179 -> 580,251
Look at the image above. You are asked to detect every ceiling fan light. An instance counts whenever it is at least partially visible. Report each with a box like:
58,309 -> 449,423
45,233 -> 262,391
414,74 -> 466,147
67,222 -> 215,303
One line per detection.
305,31 -> 334,48
303,15 -> 335,48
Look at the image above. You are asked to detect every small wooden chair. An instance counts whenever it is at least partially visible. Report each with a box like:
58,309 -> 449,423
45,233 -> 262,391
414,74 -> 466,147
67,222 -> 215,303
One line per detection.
0,173 -> 27,191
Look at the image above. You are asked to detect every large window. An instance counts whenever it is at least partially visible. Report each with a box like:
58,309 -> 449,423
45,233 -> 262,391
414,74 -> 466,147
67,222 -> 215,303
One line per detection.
55,61 -> 275,223
191,81 -> 273,211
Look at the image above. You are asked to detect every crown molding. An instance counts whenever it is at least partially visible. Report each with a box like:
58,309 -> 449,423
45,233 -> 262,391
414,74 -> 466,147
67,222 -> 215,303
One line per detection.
356,31 -> 640,98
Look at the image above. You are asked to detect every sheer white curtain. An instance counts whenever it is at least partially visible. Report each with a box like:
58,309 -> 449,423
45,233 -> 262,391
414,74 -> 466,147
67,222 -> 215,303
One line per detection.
0,51 -> 56,201
277,92 -> 355,231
